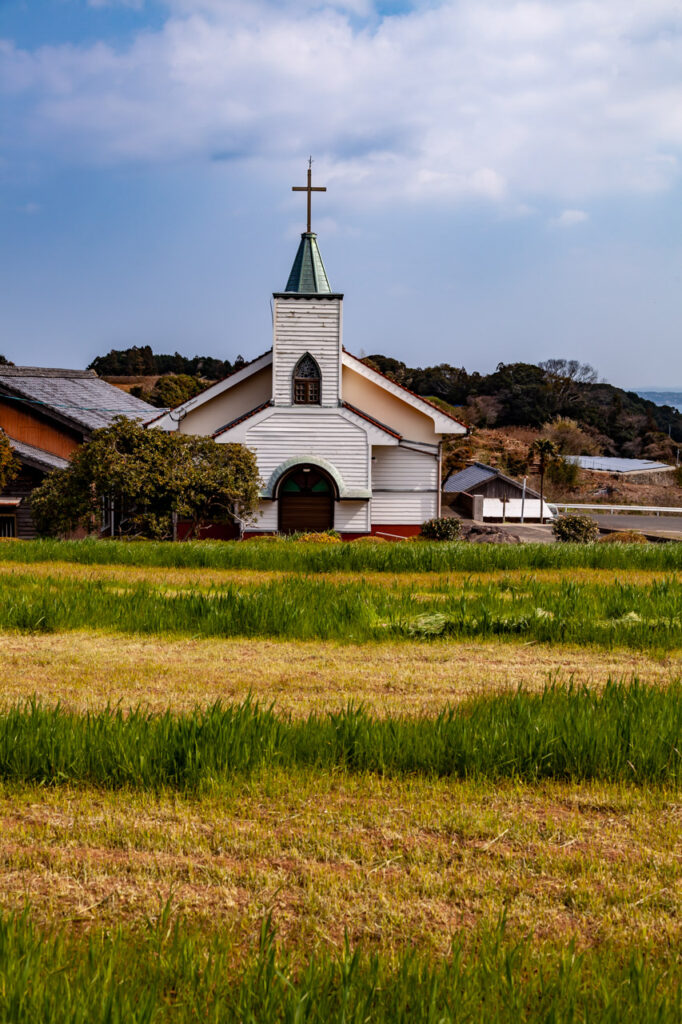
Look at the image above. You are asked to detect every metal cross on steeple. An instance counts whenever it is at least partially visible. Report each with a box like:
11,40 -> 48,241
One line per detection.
292,157 -> 326,234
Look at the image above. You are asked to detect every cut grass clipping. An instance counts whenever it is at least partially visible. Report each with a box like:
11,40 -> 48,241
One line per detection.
2,682 -> 681,787
1,537 -> 682,572
1,573 -> 682,649
1,910 -> 680,1024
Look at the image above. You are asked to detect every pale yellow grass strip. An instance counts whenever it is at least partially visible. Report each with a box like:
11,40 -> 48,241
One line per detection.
0,561 -> 677,589
0,632 -> 679,717
0,776 -> 679,954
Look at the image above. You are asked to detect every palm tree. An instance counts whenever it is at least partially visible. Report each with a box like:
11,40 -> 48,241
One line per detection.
529,438 -> 559,524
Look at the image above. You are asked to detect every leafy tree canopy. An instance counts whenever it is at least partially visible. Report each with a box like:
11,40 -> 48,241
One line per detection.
131,374 -> 205,409
31,417 -> 261,540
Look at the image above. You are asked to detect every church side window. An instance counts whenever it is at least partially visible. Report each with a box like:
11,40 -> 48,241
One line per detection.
293,354 -> 321,405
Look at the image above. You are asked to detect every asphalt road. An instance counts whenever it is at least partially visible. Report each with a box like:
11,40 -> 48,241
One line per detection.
587,513 -> 682,537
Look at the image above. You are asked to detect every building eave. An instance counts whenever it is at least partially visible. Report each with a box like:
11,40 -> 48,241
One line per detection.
341,401 -> 402,440
212,400 -> 273,438
272,293 -> 344,301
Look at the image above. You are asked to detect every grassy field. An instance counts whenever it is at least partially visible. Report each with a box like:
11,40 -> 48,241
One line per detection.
2,536 -> 682,570
2,631 -> 679,715
1,564 -> 682,649
0,540 -> 680,1021
1,684 -> 681,786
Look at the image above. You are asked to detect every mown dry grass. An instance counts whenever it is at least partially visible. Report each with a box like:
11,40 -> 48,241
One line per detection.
0,561 -> 677,591
1,632 -> 680,716
0,774 -> 679,955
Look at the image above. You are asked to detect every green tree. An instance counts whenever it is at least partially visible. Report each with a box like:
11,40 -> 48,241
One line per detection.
31,417 -> 261,539
149,374 -> 205,409
0,431 -> 19,492
528,438 -> 559,524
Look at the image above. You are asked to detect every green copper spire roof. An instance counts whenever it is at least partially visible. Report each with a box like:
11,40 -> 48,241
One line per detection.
285,232 -> 331,293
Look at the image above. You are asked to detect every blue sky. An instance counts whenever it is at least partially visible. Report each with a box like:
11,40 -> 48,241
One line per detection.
1,0 -> 681,388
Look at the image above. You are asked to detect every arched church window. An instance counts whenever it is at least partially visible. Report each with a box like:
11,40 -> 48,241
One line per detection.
293,354 -> 321,405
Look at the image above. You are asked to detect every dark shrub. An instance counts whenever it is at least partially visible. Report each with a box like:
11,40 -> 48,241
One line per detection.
552,513 -> 599,543
421,517 -> 462,541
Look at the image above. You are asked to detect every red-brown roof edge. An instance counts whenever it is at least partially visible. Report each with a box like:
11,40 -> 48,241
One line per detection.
342,401 -> 402,439
212,399 -> 272,438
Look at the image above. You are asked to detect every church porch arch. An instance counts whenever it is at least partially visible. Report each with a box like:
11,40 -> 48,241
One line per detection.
276,463 -> 336,534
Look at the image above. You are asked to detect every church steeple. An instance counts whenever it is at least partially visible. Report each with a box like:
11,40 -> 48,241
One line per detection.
285,232 -> 331,293
285,159 -> 331,293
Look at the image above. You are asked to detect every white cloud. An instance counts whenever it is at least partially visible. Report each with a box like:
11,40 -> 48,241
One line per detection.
2,0 -> 682,207
552,209 -> 589,227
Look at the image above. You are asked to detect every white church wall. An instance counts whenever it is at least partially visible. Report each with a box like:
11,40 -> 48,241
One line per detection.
372,445 -> 439,491
178,366 -> 271,436
334,501 -> 370,533
272,298 -> 341,407
371,492 -> 439,524
246,410 -> 369,489
247,500 -> 278,532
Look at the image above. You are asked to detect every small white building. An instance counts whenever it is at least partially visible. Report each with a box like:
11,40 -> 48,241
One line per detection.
150,189 -> 465,538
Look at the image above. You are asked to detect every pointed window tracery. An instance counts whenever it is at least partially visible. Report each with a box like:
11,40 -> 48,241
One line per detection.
293,354 -> 321,404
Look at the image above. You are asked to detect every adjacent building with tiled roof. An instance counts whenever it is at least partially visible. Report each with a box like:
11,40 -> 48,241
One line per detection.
0,366 -> 155,538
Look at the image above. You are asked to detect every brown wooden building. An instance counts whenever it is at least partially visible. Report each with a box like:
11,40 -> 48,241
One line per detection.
0,366 -> 155,538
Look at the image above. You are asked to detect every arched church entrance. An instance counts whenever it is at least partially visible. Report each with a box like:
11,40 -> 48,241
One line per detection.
278,464 -> 335,534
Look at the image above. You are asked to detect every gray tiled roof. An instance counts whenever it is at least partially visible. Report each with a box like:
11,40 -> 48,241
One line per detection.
0,366 -> 155,432
9,437 -> 70,472
443,464 -> 497,493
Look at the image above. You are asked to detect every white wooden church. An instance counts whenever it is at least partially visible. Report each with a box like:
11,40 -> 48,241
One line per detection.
151,170 -> 465,538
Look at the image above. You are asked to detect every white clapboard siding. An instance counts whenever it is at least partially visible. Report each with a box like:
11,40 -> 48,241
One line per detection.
372,445 -> 438,491
248,500 -> 278,532
334,501 -> 370,533
273,298 -> 341,407
247,411 -> 369,488
371,492 -> 438,524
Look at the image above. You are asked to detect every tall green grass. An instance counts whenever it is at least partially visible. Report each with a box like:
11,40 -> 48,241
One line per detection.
1,683 -> 680,787
0,909 -> 679,1023
0,572 -> 680,648
1,537 -> 681,571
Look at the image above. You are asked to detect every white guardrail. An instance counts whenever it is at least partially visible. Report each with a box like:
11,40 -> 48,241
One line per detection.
550,503 -> 682,516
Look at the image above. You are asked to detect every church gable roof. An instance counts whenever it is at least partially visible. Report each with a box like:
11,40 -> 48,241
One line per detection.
341,351 -> 467,434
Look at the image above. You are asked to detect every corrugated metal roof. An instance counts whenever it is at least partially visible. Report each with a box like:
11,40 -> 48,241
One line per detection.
0,367 -> 155,432
443,464 -> 497,493
565,456 -> 672,474
9,437 -> 70,472
284,232 -> 331,293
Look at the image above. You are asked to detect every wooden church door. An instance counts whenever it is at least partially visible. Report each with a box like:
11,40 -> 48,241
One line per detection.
278,466 -> 334,534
